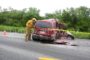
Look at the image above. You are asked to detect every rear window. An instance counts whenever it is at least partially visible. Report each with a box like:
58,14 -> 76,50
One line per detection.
35,21 -> 52,28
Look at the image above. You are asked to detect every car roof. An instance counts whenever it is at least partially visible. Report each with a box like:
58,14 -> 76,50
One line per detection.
37,19 -> 56,23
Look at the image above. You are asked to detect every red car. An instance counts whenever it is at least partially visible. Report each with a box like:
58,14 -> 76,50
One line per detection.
32,19 -> 74,43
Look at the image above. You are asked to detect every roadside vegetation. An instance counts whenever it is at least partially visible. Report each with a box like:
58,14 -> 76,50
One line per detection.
0,25 -> 24,33
70,31 -> 90,39
0,25 -> 90,39
0,6 -> 90,39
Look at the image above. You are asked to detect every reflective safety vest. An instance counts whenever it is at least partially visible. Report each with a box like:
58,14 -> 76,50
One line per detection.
26,20 -> 34,28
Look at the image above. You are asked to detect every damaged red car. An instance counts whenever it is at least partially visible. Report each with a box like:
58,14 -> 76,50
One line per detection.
31,19 -> 74,43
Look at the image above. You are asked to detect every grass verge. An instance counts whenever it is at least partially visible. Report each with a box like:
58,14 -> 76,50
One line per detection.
0,25 -> 90,39
0,25 -> 25,33
70,31 -> 90,39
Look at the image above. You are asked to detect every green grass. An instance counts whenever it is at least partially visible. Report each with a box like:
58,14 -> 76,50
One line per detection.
70,31 -> 90,39
0,25 -> 90,39
0,25 -> 25,33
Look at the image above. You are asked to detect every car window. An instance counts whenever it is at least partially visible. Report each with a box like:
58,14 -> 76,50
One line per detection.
35,21 -> 52,28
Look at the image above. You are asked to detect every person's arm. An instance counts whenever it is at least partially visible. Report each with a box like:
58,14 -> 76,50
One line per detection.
26,20 -> 33,28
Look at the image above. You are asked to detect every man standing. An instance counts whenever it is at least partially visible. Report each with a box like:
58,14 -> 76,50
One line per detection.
25,18 -> 37,42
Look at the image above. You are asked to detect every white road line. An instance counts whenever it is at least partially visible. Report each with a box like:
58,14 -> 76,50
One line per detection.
0,44 -> 60,60
0,44 -> 49,58
0,35 -> 25,38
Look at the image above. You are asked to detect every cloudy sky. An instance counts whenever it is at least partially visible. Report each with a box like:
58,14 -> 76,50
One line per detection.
0,0 -> 90,16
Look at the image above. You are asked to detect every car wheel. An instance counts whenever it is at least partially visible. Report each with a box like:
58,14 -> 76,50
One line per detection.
67,35 -> 74,40
32,35 -> 40,42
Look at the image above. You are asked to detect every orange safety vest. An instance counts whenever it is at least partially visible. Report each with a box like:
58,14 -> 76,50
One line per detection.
26,20 -> 34,28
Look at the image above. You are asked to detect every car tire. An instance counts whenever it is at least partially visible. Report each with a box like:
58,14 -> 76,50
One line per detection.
67,35 -> 74,40
32,34 -> 40,42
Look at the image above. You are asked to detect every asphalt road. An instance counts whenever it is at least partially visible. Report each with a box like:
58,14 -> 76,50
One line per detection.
0,32 -> 90,60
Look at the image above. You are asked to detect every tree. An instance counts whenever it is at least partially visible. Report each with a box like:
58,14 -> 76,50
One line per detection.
22,7 -> 41,26
75,6 -> 90,32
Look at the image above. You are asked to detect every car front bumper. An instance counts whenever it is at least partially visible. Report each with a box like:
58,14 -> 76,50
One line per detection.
32,34 -> 54,42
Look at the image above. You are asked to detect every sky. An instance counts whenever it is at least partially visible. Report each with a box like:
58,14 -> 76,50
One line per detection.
0,0 -> 90,16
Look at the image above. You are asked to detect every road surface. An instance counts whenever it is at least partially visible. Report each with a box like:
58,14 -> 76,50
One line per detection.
0,32 -> 90,60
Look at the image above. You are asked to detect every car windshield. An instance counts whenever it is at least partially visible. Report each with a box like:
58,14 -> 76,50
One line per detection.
35,21 -> 52,28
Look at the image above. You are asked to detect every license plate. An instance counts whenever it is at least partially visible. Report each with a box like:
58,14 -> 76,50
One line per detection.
39,31 -> 45,34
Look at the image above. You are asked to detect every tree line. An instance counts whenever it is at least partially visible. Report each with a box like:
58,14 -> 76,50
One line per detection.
0,6 -> 90,32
